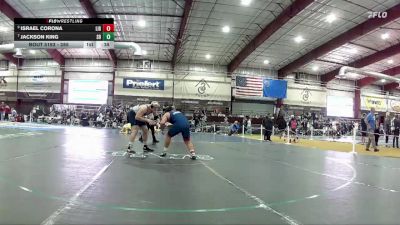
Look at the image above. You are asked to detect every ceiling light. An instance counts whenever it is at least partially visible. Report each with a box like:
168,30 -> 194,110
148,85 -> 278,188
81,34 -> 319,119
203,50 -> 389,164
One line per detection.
381,33 -> 390,40
312,66 -> 319,71
388,59 -> 394,64
263,59 -> 269,64
294,35 -> 304,43
326,13 -> 337,23
205,54 -> 211,59
29,50 -> 36,54
142,50 -> 147,55
138,20 -> 146,27
241,0 -> 251,6
381,79 -> 386,83
222,26 -> 230,33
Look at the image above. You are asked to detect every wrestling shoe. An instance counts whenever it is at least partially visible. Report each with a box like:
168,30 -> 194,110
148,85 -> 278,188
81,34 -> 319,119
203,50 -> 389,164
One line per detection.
190,151 -> 197,160
127,145 -> 136,154
160,151 -> 167,157
143,145 -> 154,152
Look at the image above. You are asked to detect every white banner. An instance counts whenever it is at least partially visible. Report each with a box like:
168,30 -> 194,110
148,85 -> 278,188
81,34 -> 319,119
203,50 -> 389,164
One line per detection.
388,99 -> 400,113
174,78 -> 231,101
327,95 -> 354,118
0,76 -> 17,92
114,71 -> 231,101
285,87 -> 326,107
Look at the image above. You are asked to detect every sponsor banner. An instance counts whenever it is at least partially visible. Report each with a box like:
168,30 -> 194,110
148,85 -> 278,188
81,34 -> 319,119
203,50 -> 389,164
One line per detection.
0,76 -> 16,92
123,78 -> 164,90
388,99 -> 400,113
361,96 -> 387,112
175,78 -> 231,101
285,88 -> 327,107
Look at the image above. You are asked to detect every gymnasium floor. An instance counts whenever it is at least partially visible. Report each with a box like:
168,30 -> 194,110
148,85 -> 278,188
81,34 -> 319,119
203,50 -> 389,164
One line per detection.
1,123 -> 400,224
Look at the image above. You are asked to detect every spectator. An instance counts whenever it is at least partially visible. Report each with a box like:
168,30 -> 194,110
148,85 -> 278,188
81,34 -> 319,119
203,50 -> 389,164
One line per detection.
11,108 -> 17,121
384,113 -> 391,146
262,115 -> 273,141
4,104 -> 10,121
81,111 -> 89,127
360,113 -> 367,144
365,108 -> 378,152
223,116 -> 229,124
393,114 -> 400,148
374,115 -> 382,147
0,102 -> 4,121
247,117 -> 252,134
243,116 -> 248,133
228,121 -> 241,136
289,115 -> 298,143
275,114 -> 287,139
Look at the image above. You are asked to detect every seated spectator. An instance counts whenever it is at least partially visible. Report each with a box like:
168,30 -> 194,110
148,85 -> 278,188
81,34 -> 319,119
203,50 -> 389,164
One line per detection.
228,121 -> 241,136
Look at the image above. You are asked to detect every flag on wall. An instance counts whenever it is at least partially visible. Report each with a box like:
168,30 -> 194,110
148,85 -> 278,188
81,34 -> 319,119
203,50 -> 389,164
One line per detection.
234,76 -> 263,97
262,79 -> 287,98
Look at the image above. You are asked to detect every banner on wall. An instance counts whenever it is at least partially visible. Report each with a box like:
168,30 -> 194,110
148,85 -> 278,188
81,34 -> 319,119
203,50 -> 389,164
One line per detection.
361,96 -> 387,112
389,99 -> 400,113
327,95 -> 354,118
123,78 -> 164,90
176,78 -> 230,101
285,87 -> 327,107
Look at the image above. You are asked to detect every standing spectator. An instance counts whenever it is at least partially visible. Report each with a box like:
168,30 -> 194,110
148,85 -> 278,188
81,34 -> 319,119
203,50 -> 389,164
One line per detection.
247,117 -> 252,134
375,115 -> 383,147
243,116 -> 248,133
11,108 -> 17,120
384,113 -> 391,146
393,114 -> 400,148
289,115 -> 298,143
4,104 -> 10,121
360,113 -> 367,144
262,115 -> 273,141
365,108 -> 379,152
194,113 -> 200,129
275,114 -> 287,139
0,102 -> 5,121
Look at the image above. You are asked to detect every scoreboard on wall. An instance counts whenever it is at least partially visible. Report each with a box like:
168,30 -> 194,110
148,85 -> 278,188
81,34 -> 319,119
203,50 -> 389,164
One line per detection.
14,18 -> 114,49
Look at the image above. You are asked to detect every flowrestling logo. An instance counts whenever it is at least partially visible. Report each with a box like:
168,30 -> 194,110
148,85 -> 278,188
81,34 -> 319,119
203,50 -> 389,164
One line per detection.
123,78 -> 164,90
368,11 -> 387,19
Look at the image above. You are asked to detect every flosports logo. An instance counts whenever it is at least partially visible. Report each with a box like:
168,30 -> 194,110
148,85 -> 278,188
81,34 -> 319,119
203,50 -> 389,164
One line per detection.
123,78 -> 164,90
368,11 -> 387,19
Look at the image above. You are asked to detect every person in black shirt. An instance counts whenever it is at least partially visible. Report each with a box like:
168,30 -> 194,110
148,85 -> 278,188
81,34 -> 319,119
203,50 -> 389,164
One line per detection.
275,115 -> 287,139
360,113 -> 367,144
393,115 -> 400,148
262,115 -> 273,141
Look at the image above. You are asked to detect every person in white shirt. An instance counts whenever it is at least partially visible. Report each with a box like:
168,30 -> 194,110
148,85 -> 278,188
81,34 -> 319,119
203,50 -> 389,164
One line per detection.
247,118 -> 252,134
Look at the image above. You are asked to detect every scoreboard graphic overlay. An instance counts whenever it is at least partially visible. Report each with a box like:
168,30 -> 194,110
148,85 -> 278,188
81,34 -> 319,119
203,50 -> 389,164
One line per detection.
14,18 -> 114,49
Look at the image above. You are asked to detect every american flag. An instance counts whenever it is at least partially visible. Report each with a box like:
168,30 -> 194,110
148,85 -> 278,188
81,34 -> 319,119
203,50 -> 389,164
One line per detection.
234,76 -> 263,97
